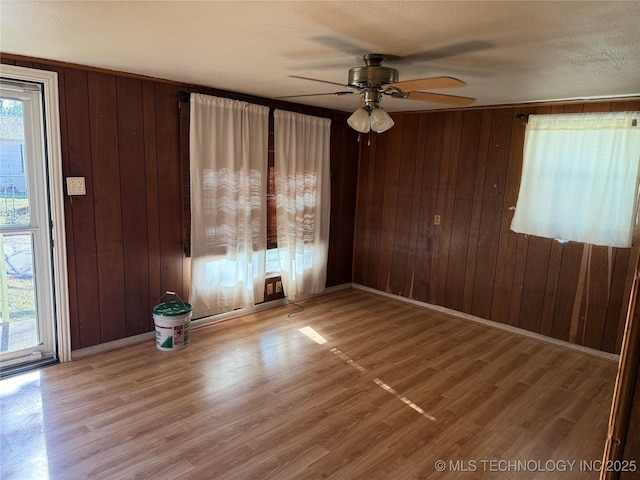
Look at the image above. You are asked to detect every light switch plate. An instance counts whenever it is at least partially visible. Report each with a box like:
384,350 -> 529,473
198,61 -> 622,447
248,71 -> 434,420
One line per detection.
67,177 -> 86,196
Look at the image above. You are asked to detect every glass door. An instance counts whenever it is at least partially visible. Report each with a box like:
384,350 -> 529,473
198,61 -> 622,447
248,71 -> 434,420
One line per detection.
0,80 -> 56,371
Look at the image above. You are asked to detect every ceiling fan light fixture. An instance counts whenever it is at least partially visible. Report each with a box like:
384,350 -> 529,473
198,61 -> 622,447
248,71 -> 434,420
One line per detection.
347,107 -> 371,133
370,107 -> 394,133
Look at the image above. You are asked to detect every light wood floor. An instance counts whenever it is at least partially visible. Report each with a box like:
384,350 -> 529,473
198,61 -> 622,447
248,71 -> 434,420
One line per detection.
1,288 -> 617,479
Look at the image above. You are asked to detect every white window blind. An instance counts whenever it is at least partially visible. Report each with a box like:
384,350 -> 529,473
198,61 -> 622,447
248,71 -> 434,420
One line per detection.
510,111 -> 640,248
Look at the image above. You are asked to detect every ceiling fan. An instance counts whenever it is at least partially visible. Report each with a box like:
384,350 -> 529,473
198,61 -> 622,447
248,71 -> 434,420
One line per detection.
281,53 -> 476,133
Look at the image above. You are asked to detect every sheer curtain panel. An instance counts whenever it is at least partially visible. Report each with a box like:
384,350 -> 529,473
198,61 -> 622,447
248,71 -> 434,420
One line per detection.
511,112 -> 640,248
274,110 -> 331,300
189,94 -> 269,317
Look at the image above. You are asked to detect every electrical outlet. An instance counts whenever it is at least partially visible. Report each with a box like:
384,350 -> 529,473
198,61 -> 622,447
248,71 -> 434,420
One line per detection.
67,177 -> 86,196
434,214 -> 441,226
267,283 -> 274,295
275,281 -> 282,293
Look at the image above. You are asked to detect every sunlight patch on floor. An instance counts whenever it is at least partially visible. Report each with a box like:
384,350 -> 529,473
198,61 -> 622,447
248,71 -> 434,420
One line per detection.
297,324 -> 436,422
0,370 -> 50,479
373,377 -> 437,421
298,326 -> 327,345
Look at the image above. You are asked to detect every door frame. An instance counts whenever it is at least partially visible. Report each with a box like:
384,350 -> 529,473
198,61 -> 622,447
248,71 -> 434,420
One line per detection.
1,64 -> 70,363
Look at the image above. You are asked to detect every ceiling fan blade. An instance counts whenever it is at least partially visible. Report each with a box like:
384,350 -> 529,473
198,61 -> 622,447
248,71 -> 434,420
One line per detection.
277,91 -> 354,99
383,76 -> 466,92
405,91 -> 475,107
396,41 -> 494,64
289,75 -> 349,88
308,35 -> 366,57
306,35 -> 493,65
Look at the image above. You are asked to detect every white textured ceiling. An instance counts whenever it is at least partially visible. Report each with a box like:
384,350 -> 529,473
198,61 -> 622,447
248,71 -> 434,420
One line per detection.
1,1 -> 639,113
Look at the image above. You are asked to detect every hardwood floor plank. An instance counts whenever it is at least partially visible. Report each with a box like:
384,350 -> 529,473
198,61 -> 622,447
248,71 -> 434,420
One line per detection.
0,289 -> 617,479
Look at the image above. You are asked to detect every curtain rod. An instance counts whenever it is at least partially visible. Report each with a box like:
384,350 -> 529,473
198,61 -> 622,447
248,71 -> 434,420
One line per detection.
515,110 -> 640,120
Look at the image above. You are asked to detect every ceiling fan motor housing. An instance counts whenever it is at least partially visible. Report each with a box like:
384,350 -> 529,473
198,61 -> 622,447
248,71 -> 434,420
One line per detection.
348,54 -> 399,89
349,57 -> 399,109
348,66 -> 399,88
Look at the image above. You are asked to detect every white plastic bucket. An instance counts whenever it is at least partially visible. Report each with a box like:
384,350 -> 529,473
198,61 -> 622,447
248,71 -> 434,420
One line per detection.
153,292 -> 192,352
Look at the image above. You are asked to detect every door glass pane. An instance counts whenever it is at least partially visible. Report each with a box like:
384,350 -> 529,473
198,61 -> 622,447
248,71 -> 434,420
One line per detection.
0,98 -> 29,226
0,232 -> 38,354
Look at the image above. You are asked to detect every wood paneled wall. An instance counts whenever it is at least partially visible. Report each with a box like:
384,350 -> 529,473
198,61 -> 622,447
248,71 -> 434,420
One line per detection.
621,359 -> 640,477
328,121 -> 360,287
1,55 -> 359,350
619,345 -> 640,478
354,100 -> 640,354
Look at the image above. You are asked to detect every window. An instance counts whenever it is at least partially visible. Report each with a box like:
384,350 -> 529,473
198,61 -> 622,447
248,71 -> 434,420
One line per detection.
265,248 -> 280,277
179,95 -> 330,299
511,111 -> 640,248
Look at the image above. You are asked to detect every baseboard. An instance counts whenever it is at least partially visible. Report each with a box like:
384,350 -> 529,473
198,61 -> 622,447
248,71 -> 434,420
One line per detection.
72,283 -> 354,360
352,283 -> 620,363
72,331 -> 156,360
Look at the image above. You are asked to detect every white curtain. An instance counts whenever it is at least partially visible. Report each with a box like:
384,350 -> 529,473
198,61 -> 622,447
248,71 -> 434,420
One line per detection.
274,110 -> 331,300
189,94 -> 269,317
511,112 -> 640,248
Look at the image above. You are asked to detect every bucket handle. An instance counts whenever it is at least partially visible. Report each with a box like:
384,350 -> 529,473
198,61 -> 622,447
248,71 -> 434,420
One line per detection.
155,290 -> 188,309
